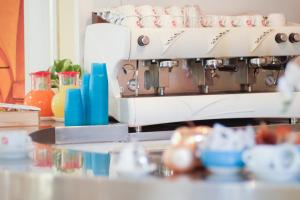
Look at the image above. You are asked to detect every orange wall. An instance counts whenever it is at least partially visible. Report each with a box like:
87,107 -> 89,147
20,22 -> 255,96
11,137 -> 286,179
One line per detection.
0,0 -> 24,103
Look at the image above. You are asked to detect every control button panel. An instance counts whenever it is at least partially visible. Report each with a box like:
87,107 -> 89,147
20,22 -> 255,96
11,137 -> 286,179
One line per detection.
275,33 -> 288,43
289,33 -> 300,43
137,35 -> 150,46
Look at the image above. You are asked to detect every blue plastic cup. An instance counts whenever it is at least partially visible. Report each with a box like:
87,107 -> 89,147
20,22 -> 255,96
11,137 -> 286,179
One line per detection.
64,89 -> 84,126
91,63 -> 107,75
91,152 -> 110,176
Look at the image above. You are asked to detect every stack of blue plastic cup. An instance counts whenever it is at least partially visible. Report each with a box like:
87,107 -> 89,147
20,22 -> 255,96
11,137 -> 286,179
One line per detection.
88,63 -> 109,125
81,74 -> 90,125
64,89 -> 84,126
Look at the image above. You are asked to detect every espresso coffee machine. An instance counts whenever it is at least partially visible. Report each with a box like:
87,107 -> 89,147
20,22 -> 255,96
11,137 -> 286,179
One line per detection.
84,10 -> 300,129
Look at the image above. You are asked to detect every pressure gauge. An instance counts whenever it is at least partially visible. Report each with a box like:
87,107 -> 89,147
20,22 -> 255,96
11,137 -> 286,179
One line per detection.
265,75 -> 276,87
127,79 -> 138,92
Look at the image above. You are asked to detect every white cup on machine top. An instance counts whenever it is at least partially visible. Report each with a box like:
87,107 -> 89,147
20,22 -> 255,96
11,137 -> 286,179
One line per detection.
183,5 -> 201,27
231,15 -> 254,27
136,5 -> 155,17
252,15 -> 268,27
240,15 -> 254,27
183,5 -> 200,18
201,15 -> 221,27
115,4 -> 137,16
187,17 -> 200,28
140,16 -> 158,28
267,13 -> 286,27
219,16 -> 234,27
120,16 -> 142,28
166,6 -> 184,28
166,6 -> 183,16
98,8 -> 114,21
153,6 -> 166,16
106,12 -> 123,24
173,16 -> 184,28
157,15 -> 177,28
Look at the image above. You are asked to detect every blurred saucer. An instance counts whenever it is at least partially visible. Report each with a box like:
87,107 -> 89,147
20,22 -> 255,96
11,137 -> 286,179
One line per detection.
208,167 -> 243,175
250,169 -> 299,182
0,146 -> 33,160
0,158 -> 32,172
116,164 -> 156,179
206,173 -> 245,183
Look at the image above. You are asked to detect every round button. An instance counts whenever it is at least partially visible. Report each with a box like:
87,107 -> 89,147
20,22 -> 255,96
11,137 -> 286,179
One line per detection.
275,33 -> 288,43
289,33 -> 300,43
137,35 -> 150,46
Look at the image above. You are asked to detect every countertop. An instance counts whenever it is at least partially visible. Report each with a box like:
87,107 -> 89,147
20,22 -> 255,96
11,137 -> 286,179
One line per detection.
1,121 -> 300,200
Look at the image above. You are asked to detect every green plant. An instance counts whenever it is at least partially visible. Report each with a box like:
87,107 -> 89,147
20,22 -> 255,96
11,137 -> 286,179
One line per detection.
49,59 -> 82,88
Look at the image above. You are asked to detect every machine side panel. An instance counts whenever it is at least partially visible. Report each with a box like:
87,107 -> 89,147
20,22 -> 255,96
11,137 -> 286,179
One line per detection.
114,93 -> 300,127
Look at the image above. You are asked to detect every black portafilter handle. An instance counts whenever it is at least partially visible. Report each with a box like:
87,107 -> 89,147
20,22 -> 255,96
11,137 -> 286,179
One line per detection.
217,65 -> 238,72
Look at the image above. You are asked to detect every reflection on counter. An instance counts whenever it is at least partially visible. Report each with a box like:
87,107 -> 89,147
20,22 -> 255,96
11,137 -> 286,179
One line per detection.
32,144 -> 111,177
32,143 -> 164,178
0,132 -> 299,184
0,142 -> 252,183
0,142 -> 173,179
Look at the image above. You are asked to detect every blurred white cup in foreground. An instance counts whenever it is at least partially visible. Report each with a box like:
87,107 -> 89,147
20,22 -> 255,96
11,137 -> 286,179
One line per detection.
268,13 -> 286,27
243,145 -> 300,181
0,131 -> 32,159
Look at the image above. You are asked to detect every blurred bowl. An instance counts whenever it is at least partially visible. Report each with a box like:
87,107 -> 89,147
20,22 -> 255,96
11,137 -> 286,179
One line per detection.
200,150 -> 244,174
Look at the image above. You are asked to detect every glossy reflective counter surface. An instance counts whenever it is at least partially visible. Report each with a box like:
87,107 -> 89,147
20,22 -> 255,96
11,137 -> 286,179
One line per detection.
0,144 -> 300,200
2,123 -> 300,200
